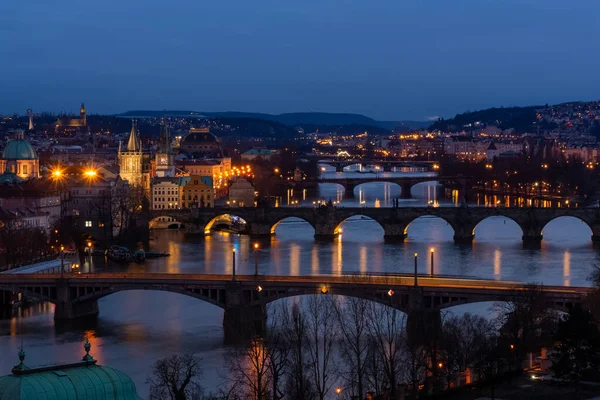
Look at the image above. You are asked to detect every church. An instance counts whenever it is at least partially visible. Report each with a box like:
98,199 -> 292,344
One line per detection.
118,120 -> 151,191
55,103 -> 87,131
0,129 -> 40,180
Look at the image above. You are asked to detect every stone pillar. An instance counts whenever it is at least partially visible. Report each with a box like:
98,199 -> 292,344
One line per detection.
521,228 -> 543,244
53,280 -> 99,320
223,282 -> 266,343
453,224 -> 474,244
383,224 -> 407,242
401,182 -> 412,199
343,184 -> 355,199
335,165 -> 344,173
383,163 -> 392,172
0,290 -> 12,308
247,222 -> 274,238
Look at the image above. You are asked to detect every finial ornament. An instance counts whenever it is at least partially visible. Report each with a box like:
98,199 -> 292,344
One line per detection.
12,347 -> 28,373
82,337 -> 95,363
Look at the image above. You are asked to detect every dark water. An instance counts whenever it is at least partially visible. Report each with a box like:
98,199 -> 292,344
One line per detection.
1,173 -> 597,397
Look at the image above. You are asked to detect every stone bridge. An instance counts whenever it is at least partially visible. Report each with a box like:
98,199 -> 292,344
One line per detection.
0,273 -> 589,341
149,205 -> 600,243
314,158 -> 437,173
316,175 -> 465,198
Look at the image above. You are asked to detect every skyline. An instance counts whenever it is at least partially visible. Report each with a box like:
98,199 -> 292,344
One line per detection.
1,0 -> 600,120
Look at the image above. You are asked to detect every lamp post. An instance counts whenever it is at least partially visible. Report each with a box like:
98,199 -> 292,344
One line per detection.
253,243 -> 259,276
414,252 -> 418,287
60,245 -> 65,278
232,247 -> 236,281
430,248 -> 434,277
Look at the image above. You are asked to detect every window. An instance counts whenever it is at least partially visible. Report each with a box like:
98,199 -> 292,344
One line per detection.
23,165 -> 28,174
85,221 -> 92,228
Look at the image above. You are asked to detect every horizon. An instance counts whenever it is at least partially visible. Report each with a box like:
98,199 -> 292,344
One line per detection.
2,1 -> 600,120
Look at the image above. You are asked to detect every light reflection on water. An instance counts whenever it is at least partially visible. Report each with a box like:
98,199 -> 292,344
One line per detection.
1,180 -> 598,396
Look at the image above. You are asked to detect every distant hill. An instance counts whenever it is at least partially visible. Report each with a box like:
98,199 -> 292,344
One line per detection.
428,106 -> 541,133
118,110 -> 428,132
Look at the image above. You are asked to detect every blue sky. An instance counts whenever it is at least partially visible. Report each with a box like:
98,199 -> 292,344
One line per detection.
1,0 -> 599,120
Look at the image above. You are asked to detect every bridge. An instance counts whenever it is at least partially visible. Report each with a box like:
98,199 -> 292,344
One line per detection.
311,157 -> 437,172
0,273 -> 589,341
149,205 -> 600,243
315,175 -> 464,198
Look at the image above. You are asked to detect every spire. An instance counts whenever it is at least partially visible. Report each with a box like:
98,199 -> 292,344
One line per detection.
127,120 -> 141,152
12,347 -> 28,373
159,119 -> 171,154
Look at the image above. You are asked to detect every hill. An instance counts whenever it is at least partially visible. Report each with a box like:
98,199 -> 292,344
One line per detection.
118,110 -> 427,131
428,106 -> 543,133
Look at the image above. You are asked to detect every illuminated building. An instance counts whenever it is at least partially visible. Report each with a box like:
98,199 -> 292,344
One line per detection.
55,103 -> 87,130
228,177 -> 255,207
151,177 -> 180,210
118,120 -> 151,191
181,175 -> 214,208
0,130 -> 40,180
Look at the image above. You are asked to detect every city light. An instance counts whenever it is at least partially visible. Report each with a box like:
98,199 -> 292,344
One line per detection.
388,289 -> 394,296
84,169 -> 97,177
254,243 -> 259,250
336,387 -> 342,395
51,169 -> 63,179
257,286 -> 263,292
320,286 -> 328,294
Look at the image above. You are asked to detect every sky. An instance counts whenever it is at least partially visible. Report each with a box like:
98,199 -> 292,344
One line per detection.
1,0 -> 599,121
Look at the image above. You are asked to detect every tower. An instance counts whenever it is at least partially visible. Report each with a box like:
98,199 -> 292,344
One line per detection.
27,109 -> 33,131
80,103 -> 87,127
118,120 -> 143,185
155,119 -> 175,177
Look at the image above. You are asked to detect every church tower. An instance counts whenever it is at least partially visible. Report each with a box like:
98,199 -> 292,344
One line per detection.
118,120 -> 143,185
155,119 -> 175,177
80,103 -> 87,127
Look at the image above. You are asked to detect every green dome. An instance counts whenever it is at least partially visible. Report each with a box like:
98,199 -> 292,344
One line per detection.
2,139 -> 38,160
0,365 -> 141,400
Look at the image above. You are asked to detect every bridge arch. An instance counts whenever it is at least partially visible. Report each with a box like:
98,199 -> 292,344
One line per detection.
334,215 -> 385,237
149,215 -> 185,229
270,216 -> 316,236
403,215 -> 455,238
542,215 -> 594,242
204,214 -> 248,234
471,215 -> 523,240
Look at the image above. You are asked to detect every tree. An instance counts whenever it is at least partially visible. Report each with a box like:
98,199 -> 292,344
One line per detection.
333,296 -> 372,400
147,354 -> 204,400
283,302 -> 315,400
305,295 -> 338,400
494,284 -> 558,369
551,307 -> 600,384
366,302 -> 406,399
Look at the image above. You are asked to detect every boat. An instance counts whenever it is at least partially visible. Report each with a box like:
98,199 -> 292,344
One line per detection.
145,250 -> 170,258
105,246 -> 131,262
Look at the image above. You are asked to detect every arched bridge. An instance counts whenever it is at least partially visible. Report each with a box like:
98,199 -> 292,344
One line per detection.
0,273 -> 589,341
149,206 -> 600,243
315,175 -> 464,199
314,158 -> 437,172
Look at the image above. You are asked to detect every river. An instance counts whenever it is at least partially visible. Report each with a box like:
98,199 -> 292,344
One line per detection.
0,170 -> 597,397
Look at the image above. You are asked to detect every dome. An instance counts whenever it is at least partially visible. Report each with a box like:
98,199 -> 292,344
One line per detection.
180,128 -> 223,157
2,139 -> 38,161
182,130 -> 219,146
0,365 -> 141,400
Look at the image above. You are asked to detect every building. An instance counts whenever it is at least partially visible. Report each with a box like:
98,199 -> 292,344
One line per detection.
151,177 -> 180,210
177,159 -> 231,177
0,181 -> 61,231
55,103 -> 87,128
180,127 -> 223,157
228,177 -> 255,207
155,120 -> 175,177
181,175 -> 214,208
0,340 -> 141,399
118,120 -> 151,191
0,130 -> 40,180
241,148 -> 279,161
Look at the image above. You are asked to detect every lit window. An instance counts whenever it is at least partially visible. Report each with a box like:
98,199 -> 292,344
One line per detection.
85,221 -> 92,227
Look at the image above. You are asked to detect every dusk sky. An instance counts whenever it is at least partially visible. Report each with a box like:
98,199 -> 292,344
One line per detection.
1,0 -> 599,120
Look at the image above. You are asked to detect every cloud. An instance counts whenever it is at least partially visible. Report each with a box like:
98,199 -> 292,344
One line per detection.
427,116 -> 440,121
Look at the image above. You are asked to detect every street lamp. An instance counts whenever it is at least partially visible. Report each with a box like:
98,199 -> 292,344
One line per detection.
232,247 -> 236,281
253,243 -> 259,276
336,387 -> 342,396
414,252 -> 418,286
430,248 -> 435,277
60,245 -> 65,277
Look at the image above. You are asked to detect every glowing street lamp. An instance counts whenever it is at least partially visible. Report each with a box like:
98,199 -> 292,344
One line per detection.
253,243 -> 260,276
414,252 -> 418,287
430,248 -> 435,277
336,387 -> 342,396
232,247 -> 236,281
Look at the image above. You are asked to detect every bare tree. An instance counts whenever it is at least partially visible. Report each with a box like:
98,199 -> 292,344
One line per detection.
147,354 -> 204,400
366,302 -> 406,399
333,296 -> 372,400
228,337 -> 272,400
494,284 -> 558,369
283,302 -> 315,400
306,295 -> 338,400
